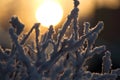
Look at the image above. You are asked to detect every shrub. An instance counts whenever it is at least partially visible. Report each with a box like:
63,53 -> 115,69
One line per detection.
0,0 -> 120,80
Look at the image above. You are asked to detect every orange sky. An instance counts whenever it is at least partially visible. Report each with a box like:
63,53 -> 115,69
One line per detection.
0,0 -> 119,28
0,0 -> 120,47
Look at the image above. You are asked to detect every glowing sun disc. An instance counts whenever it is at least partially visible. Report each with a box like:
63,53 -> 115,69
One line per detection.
36,1 -> 63,27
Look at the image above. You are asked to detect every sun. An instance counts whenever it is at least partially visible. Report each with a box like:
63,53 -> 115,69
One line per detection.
36,1 -> 63,27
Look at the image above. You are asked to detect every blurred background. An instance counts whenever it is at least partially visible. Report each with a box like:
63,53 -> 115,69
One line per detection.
0,0 -> 120,73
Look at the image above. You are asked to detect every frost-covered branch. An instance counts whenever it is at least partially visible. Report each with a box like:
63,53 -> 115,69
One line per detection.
0,0 -> 119,80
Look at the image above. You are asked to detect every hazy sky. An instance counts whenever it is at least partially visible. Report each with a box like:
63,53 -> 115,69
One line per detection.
0,0 -> 120,47
0,0 -> 119,27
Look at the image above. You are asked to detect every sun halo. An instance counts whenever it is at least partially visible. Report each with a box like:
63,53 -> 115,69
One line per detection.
36,1 -> 63,28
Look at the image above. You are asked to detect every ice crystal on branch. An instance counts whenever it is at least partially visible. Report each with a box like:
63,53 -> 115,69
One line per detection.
0,0 -> 120,80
